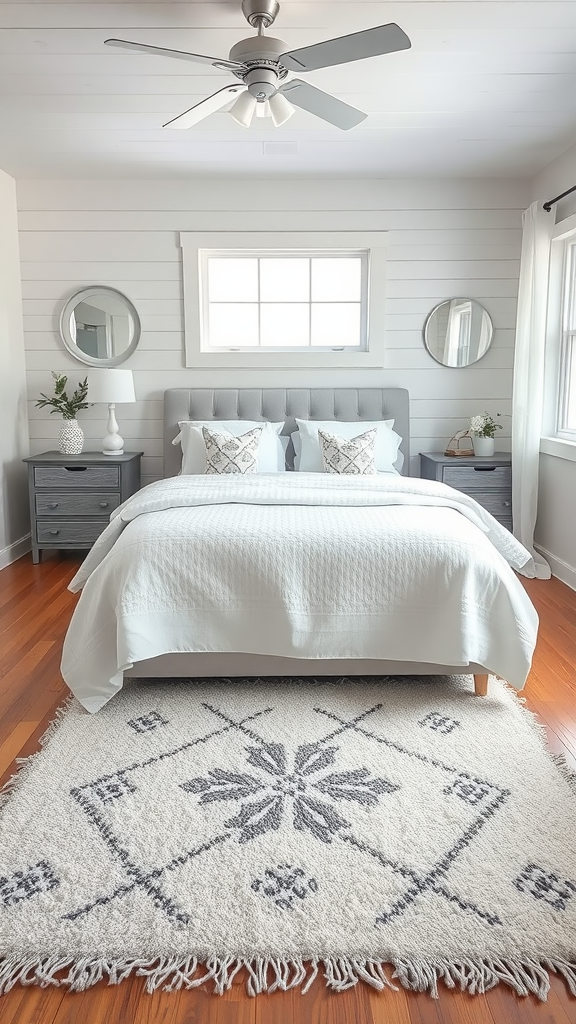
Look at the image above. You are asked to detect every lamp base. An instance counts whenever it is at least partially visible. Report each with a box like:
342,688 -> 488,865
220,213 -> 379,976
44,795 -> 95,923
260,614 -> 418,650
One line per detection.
101,404 -> 125,457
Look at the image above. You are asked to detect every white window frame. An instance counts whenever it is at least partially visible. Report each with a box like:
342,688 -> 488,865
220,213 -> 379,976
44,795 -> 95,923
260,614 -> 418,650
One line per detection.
541,214 -> 576,462
557,238 -> 576,439
181,231 -> 387,368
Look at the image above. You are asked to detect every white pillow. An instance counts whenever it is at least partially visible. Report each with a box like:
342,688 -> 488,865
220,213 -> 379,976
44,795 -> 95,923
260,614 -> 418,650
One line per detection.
293,419 -> 403,474
173,420 -> 285,474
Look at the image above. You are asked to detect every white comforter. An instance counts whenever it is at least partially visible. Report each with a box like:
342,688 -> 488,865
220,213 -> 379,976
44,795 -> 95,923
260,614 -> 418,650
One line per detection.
62,474 -> 538,712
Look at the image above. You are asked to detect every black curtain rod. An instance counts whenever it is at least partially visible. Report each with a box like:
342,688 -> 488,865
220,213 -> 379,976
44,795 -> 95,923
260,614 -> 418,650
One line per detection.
543,184 -> 576,212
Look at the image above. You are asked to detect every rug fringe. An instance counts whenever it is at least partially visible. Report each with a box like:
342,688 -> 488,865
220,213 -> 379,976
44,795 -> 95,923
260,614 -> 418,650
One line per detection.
497,679 -> 576,793
0,953 -> 574,999
0,695 -> 80,812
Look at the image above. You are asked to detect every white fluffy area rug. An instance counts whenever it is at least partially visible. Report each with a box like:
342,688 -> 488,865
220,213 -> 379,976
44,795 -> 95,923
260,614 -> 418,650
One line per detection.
1,675 -> 576,1002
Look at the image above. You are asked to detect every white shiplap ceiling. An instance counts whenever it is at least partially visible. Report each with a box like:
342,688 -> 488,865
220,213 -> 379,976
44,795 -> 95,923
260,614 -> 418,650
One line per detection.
0,1 -> 575,179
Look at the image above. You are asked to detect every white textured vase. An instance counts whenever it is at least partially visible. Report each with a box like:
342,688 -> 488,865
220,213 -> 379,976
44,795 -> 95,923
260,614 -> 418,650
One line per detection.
59,418 -> 84,455
472,435 -> 495,457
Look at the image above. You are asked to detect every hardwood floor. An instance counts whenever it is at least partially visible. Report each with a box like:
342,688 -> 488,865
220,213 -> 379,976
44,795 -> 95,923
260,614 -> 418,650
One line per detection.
1,553 -> 575,1024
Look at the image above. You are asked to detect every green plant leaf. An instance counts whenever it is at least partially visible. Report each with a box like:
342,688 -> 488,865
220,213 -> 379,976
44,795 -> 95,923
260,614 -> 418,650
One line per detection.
34,372 -> 93,417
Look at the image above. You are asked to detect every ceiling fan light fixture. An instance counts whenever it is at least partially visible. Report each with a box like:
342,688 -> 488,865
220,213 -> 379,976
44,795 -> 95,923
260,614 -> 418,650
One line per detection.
269,92 -> 295,127
230,90 -> 257,127
256,99 -> 272,118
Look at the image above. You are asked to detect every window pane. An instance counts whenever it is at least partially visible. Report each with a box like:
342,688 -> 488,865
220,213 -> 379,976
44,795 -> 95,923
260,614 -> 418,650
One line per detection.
311,303 -> 361,347
568,245 -> 576,331
259,259 -> 310,302
207,303 -> 258,347
207,258 -> 258,302
311,258 -> 362,302
260,304 -> 310,346
567,338 -> 576,429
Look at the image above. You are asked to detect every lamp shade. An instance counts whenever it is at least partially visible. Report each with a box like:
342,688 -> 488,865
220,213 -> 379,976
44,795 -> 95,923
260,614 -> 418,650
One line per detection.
229,91 -> 257,128
256,99 -> 271,119
87,368 -> 135,404
269,92 -> 295,127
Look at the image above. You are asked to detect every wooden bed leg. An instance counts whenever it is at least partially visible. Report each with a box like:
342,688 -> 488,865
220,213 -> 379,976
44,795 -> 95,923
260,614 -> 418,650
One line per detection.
474,673 -> 488,697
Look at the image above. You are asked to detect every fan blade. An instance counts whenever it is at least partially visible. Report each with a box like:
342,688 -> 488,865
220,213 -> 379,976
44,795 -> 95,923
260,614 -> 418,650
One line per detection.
104,38 -> 245,72
279,80 -> 366,130
163,85 -> 247,128
280,23 -> 410,73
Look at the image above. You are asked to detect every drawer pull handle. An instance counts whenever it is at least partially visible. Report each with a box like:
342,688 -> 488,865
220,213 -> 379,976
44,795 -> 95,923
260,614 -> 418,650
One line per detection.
98,501 -> 109,508
473,466 -> 496,472
503,501 -> 511,507
63,466 -> 87,472
49,529 -> 59,536
48,502 -> 59,509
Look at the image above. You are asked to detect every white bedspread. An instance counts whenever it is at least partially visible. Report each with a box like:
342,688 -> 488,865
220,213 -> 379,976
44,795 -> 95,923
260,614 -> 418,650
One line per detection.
61,474 -> 538,712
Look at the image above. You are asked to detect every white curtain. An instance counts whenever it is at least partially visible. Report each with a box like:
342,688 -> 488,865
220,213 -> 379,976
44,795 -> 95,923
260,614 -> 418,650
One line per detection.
512,201 -> 553,579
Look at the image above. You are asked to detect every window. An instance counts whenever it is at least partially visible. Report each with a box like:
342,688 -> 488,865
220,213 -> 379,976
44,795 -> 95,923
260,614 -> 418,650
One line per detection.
200,251 -> 368,353
558,240 -> 576,437
180,230 -> 387,369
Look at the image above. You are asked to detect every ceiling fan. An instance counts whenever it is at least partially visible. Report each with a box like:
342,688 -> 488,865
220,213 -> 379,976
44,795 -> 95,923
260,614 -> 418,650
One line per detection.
105,0 -> 411,131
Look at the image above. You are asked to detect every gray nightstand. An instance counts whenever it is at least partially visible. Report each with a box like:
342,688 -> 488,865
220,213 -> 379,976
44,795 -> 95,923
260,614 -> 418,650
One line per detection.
420,451 -> 512,531
23,451 -> 143,563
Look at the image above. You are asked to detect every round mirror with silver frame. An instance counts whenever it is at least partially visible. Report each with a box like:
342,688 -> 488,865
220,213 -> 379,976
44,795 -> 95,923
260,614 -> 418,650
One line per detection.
423,298 -> 493,368
59,286 -> 141,367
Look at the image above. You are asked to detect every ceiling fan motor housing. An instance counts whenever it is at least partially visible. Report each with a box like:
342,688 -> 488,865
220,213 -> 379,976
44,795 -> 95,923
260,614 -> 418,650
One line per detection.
229,35 -> 288,98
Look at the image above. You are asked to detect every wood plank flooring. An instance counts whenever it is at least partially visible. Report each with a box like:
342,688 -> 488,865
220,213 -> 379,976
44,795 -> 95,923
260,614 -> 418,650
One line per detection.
0,553 -> 575,1024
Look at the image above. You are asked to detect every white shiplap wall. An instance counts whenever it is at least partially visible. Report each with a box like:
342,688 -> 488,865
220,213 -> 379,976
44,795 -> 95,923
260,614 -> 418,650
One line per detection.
17,177 -> 528,482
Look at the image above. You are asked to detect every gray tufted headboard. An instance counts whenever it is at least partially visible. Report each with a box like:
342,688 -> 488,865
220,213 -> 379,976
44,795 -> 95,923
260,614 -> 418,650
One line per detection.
164,388 -> 410,478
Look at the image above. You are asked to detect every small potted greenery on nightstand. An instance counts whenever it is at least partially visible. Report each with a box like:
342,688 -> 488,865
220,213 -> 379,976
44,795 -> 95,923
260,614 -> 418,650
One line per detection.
469,412 -> 502,456
35,372 -> 91,454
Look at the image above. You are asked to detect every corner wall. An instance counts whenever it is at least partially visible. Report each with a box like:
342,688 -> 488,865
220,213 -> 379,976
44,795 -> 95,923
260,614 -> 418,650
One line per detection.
531,141 -> 576,589
0,168 -> 29,567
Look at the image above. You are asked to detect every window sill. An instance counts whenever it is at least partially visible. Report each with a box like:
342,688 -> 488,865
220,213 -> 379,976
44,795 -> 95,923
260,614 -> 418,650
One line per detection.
540,436 -> 576,463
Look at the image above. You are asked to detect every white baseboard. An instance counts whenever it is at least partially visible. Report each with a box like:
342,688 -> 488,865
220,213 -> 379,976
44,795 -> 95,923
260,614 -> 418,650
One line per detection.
535,544 -> 576,592
0,533 -> 31,570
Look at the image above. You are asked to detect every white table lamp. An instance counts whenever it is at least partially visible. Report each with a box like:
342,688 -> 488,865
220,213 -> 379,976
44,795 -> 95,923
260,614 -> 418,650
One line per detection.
87,369 -> 136,455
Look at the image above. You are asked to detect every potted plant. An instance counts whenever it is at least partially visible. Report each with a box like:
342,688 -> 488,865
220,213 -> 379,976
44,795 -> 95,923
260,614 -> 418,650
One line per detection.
468,412 -> 502,457
35,372 -> 91,454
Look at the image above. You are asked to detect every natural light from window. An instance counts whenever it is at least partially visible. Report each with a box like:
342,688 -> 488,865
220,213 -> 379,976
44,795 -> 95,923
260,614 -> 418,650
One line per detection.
200,251 -> 367,351
559,240 -> 576,436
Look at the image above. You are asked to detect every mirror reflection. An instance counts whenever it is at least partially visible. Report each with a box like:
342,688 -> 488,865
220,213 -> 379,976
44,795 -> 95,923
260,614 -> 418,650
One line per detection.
423,298 -> 493,368
59,287 -> 141,367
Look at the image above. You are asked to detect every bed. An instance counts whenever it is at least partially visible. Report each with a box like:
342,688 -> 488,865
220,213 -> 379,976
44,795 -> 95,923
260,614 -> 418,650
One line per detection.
61,387 -> 539,712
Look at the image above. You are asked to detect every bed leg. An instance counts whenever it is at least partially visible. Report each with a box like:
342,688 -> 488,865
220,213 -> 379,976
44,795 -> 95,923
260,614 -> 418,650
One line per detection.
474,673 -> 488,697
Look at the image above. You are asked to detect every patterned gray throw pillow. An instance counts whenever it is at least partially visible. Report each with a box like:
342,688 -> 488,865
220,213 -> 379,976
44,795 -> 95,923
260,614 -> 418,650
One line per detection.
318,427 -> 378,475
202,425 -> 263,474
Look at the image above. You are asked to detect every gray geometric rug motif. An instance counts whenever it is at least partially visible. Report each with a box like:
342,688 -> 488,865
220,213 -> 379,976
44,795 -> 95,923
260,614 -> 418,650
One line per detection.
0,676 -> 575,1000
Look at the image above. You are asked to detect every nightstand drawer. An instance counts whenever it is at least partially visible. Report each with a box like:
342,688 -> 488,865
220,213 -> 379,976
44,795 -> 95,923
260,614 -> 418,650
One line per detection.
471,492 -> 512,518
34,465 -> 120,489
443,465 -> 511,490
35,492 -> 120,517
36,520 -> 108,545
